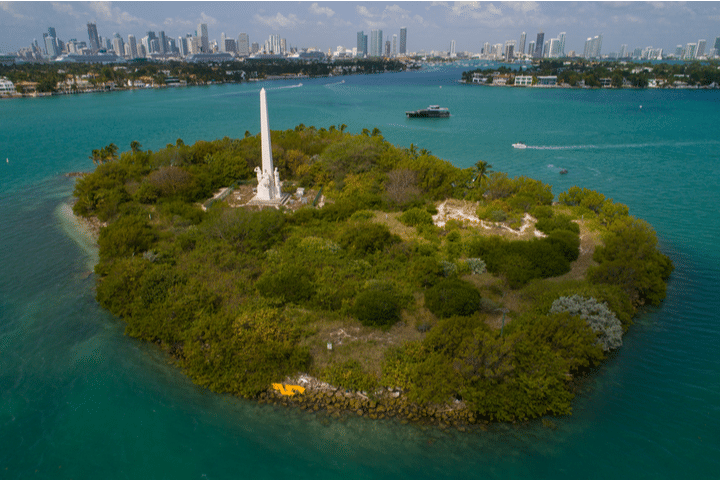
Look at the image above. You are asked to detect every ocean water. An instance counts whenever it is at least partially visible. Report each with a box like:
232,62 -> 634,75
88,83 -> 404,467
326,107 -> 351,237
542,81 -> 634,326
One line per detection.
1,64 -> 719,479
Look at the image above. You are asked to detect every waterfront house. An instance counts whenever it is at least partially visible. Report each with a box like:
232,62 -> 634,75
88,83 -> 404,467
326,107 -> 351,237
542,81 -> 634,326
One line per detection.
536,76 -> 557,87
0,77 -> 17,97
514,75 -> 533,86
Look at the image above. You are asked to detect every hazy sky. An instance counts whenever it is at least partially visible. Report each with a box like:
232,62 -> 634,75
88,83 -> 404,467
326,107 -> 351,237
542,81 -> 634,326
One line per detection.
2,1 -> 719,55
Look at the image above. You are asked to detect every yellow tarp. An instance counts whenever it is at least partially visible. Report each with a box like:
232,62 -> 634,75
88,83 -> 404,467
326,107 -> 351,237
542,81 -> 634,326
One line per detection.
271,383 -> 306,396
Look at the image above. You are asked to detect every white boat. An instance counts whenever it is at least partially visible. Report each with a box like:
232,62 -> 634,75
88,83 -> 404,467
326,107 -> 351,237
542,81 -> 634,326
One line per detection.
512,142 -> 527,149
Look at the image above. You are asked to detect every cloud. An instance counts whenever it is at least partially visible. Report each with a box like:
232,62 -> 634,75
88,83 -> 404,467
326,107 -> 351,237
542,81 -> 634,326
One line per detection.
87,2 -> 151,28
0,2 -> 31,20
506,2 -> 539,14
309,3 -> 334,17
51,2 -> 83,19
163,17 -> 195,30
253,12 -> 304,30
199,12 -> 217,26
356,5 -> 376,19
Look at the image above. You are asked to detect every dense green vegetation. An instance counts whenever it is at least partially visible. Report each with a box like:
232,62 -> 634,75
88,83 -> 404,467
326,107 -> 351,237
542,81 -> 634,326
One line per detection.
74,125 -> 672,422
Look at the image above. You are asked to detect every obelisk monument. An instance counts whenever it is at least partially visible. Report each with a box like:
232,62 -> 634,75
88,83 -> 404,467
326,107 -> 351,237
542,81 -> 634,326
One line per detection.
254,87 -> 280,201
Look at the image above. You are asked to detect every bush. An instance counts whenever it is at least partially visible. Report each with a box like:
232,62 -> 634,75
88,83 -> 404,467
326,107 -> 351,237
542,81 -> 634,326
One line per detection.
466,258 -> 487,275
322,360 -> 378,392
399,207 -> 434,227
550,295 -> 623,351
425,278 -> 482,318
98,215 -> 157,261
255,265 -> 315,304
339,223 -> 400,254
535,214 -> 580,235
354,285 -> 401,329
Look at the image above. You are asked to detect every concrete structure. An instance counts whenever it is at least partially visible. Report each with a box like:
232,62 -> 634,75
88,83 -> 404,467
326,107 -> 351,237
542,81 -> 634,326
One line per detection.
399,28 -> 407,55
251,88 -> 284,204
514,75 -> 532,86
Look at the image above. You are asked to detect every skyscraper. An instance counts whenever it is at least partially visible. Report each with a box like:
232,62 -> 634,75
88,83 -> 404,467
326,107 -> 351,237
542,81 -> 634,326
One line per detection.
714,37 -> 720,57
519,32 -> 526,55
158,31 -> 167,54
370,30 -> 382,57
450,40 -> 456,57
198,23 -> 209,53
527,41 -> 535,58
697,39 -> 706,58
87,22 -> 100,52
128,35 -> 138,58
238,33 -> 250,56
534,32 -> 544,58
112,33 -> 124,56
385,40 -> 391,57
558,32 -> 566,57
392,34 -> 397,56
399,27 -> 407,55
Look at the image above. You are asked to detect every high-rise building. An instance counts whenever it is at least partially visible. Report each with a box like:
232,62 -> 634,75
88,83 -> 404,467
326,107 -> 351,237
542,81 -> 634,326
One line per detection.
504,42 -> 514,60
112,33 -> 124,56
483,42 -> 490,56
237,33 -> 249,56
385,40 -> 391,56
399,27 -> 407,55
220,33 -> 226,53
519,32 -> 526,55
548,38 -> 560,58
558,32 -> 566,57
534,32 -> 544,58
684,43 -> 697,60
697,39 -> 706,58
450,40 -> 456,57
713,37 -> 720,57
528,41 -> 535,58
48,27 -> 57,39
251,42 -> 260,54
44,35 -> 58,57
198,23 -> 209,53
675,45 -> 683,57
158,31 -> 168,54
87,22 -> 100,52
128,35 -> 138,58
392,34 -> 397,56
619,44 -> 628,59
583,35 -> 602,59
370,30 -> 382,57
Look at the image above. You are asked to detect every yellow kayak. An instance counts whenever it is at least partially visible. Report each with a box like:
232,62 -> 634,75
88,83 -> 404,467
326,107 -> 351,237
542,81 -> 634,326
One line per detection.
271,383 -> 306,396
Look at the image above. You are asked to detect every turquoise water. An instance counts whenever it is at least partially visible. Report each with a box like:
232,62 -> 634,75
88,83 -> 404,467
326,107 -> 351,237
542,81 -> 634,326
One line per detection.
2,64 -> 719,479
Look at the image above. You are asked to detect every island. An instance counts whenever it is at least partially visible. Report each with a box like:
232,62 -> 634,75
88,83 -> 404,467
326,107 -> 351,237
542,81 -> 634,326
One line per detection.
72,93 -> 672,427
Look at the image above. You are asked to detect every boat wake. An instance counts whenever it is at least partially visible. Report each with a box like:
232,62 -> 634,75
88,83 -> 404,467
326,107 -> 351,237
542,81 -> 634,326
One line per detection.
272,83 -> 303,90
525,140 -> 720,151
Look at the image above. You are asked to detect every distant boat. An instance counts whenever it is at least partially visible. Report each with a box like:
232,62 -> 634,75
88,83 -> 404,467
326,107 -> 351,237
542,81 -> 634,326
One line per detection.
406,105 -> 450,118
512,142 -> 527,149
559,168 -> 568,174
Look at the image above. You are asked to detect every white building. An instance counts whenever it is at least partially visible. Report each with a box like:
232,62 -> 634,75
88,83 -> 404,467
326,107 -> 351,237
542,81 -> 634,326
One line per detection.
0,77 -> 17,96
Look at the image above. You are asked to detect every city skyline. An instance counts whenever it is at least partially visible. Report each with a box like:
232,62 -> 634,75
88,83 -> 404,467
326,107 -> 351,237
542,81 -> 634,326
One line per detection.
2,1 -> 720,56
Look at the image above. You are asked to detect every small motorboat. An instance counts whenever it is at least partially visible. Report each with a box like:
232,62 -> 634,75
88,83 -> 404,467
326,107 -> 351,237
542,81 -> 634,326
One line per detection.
512,142 -> 527,149
559,168 -> 568,174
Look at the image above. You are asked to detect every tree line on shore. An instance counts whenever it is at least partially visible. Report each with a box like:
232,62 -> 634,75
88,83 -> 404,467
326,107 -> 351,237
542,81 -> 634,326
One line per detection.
0,58 -> 405,93
463,59 -> 720,87
73,126 -> 672,422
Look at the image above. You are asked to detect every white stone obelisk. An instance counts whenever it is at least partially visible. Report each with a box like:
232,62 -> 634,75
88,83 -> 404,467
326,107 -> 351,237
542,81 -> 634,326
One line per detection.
255,87 -> 278,201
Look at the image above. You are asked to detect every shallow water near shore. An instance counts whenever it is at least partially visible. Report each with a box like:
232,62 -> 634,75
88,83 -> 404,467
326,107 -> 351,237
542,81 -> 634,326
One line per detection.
1,63 -> 719,478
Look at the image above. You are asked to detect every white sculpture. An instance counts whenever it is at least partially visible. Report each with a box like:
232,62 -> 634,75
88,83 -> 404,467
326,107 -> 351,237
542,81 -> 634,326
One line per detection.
254,88 -> 280,201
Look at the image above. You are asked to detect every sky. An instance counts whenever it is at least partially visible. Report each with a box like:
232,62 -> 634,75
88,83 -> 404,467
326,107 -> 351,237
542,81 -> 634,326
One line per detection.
2,1 -> 720,56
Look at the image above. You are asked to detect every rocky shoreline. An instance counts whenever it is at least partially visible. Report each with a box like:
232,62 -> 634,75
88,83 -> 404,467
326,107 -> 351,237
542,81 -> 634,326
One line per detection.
258,375 -> 486,430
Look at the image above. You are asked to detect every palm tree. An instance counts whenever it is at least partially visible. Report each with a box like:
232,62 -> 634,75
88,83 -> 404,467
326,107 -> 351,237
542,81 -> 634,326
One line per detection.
89,149 -> 101,166
474,160 -> 493,183
339,124 -> 347,132
130,140 -> 142,153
